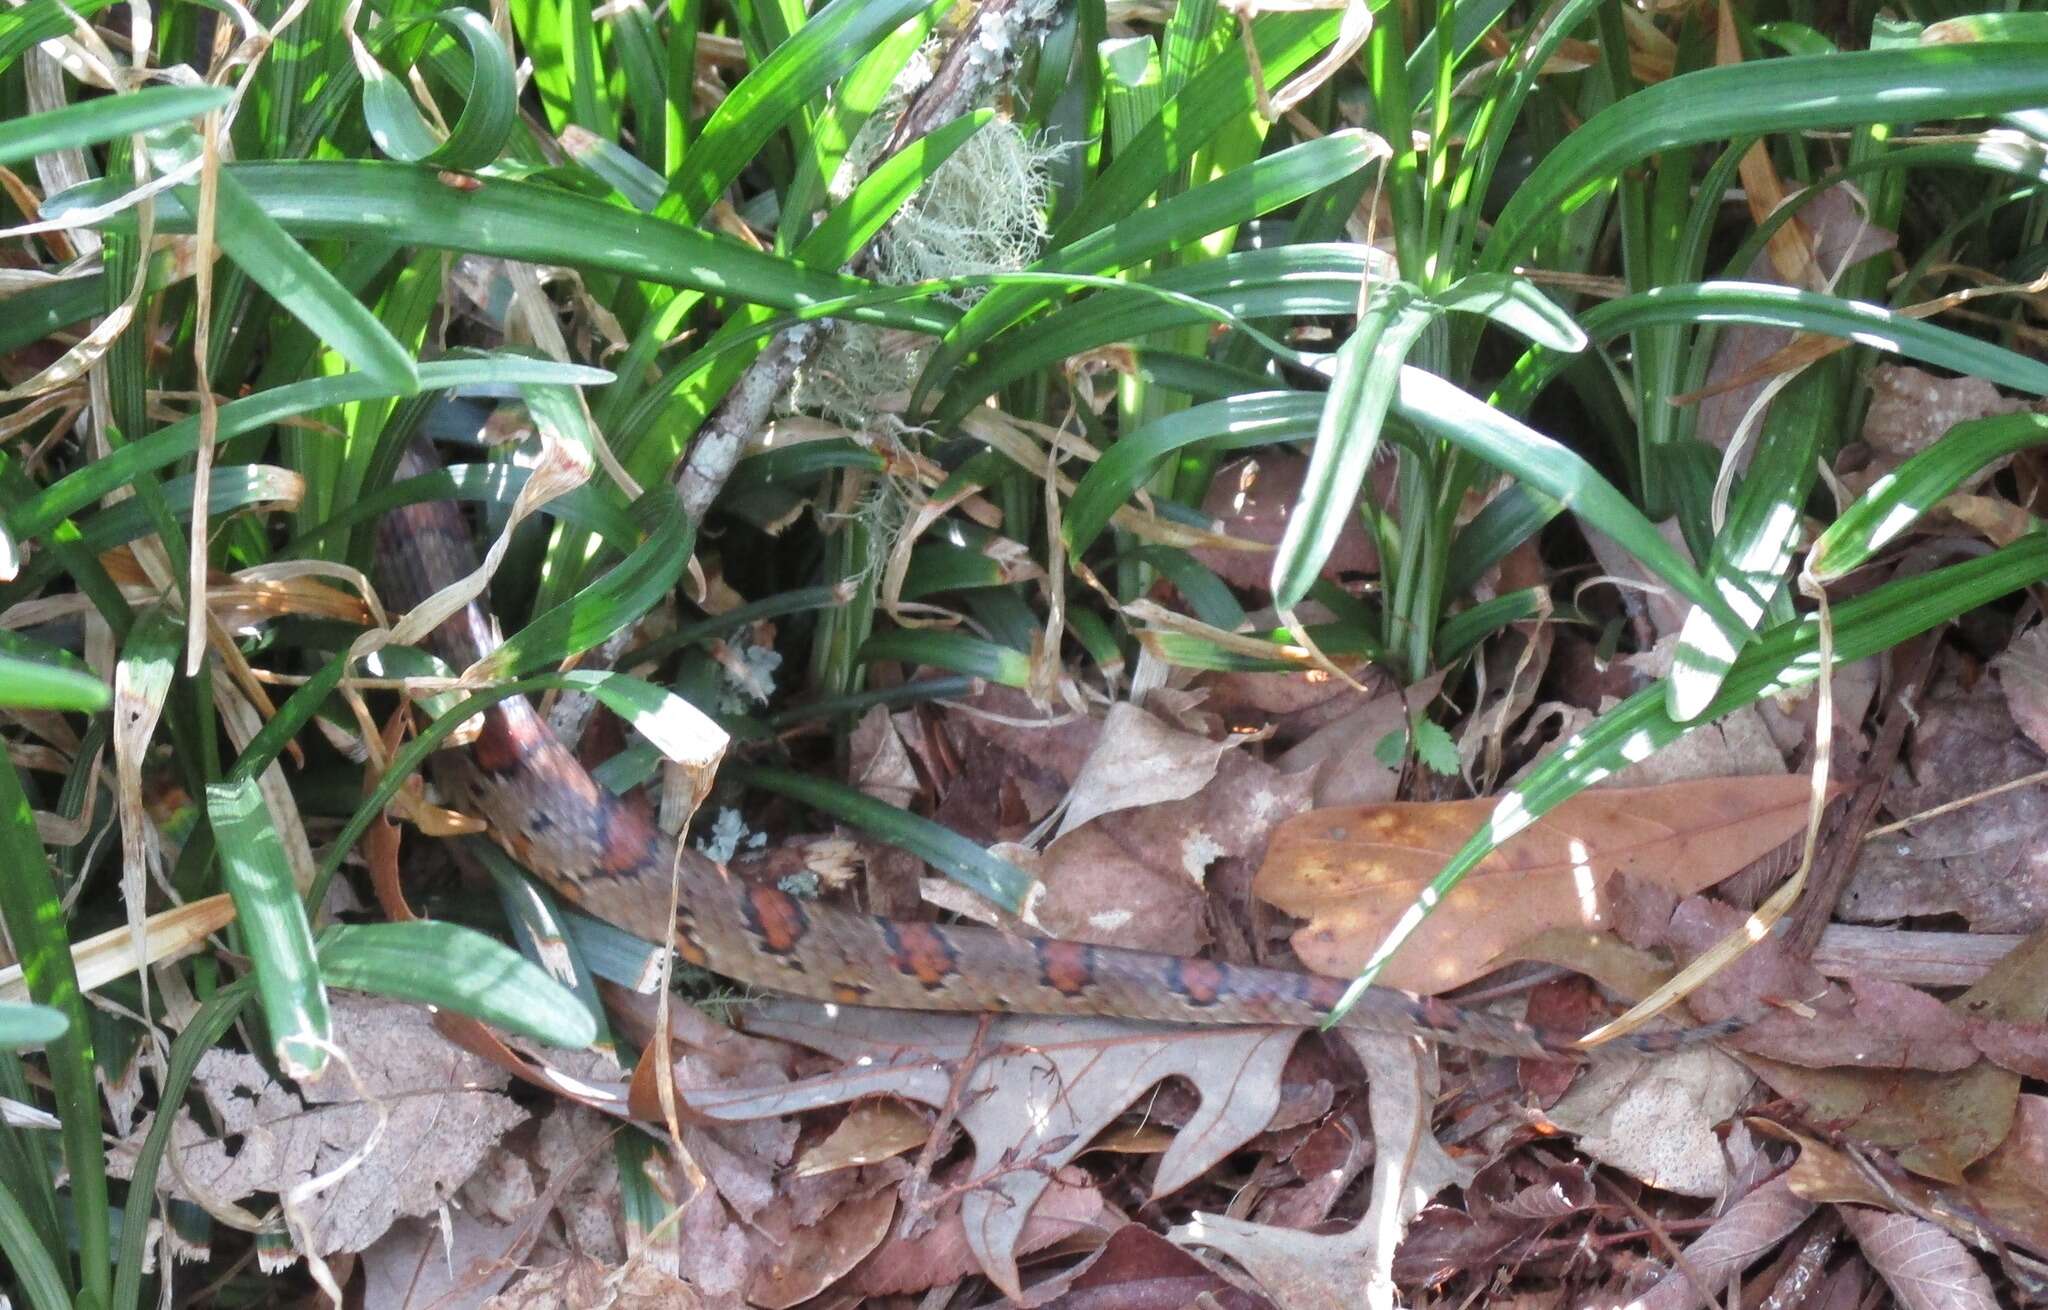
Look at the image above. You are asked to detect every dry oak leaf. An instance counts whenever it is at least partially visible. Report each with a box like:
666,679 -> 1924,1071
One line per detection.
108,996 -> 527,1259
683,1000 -> 1304,1302
1255,775 -> 1820,994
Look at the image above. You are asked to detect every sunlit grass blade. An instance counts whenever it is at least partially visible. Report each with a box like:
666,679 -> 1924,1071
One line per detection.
1488,43 -> 2048,269
1810,412 -> 2048,580
1275,286 -> 1431,609
142,126 -> 417,393
0,652 -> 109,711
0,85 -> 228,165
1065,390 -> 1325,557
46,163 -> 959,334
664,0 -> 933,223
5,357 -> 608,541
918,130 -> 1383,408
318,922 -> 598,1047
0,1001 -> 66,1049
207,777 -> 331,1075
1391,367 -> 1742,633
357,6 -> 517,171
0,757 -> 106,1306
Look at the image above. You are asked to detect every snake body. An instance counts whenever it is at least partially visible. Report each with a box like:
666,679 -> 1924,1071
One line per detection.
375,441 -> 1703,1062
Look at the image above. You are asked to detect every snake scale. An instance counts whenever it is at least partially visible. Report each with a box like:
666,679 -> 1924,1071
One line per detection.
375,439 -> 1716,1062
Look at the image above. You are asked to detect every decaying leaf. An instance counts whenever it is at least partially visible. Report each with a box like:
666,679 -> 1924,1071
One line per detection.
683,1001 -> 1303,1301
1168,1032 -> 1471,1310
1741,927 -> 2048,1182
1256,776 -> 1819,992
110,997 -> 527,1259
1996,623 -> 2048,757
1627,1175 -> 1815,1310
1056,700 -> 1245,839
1844,678 -> 2048,933
1540,1046 -> 1752,1197
1841,1206 -> 1999,1310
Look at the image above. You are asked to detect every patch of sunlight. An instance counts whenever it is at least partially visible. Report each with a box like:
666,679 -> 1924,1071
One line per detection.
1569,838 -> 1599,921
1868,499 -> 1924,552
1618,728 -> 1660,764
1488,790 -> 1535,845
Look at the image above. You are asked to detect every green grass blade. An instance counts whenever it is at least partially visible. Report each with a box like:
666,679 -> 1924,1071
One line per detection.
0,1175 -> 72,1310
317,922 -> 598,1048
142,128 -> 417,393
1391,367 -> 1741,633
1275,288 -> 1432,609
0,85 -> 228,166
1811,412 -> 2048,580
0,756 -> 105,1306
728,763 -> 1031,910
1488,43 -> 2048,269
46,162 -> 959,335
1065,391 -> 1325,557
665,0 -> 934,223
206,777 -> 331,1075
0,1001 -> 67,1049
918,130 -> 1383,408
0,652 -> 109,711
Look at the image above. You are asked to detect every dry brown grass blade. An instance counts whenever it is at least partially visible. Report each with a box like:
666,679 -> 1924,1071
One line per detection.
0,893 -> 235,1002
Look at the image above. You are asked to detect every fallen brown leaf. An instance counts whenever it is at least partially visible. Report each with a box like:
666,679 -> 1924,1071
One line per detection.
794,1100 -> 930,1177
1844,678 -> 2048,933
1256,776 -> 1821,993
1626,1174 -> 1815,1310
1741,926 -> 2048,1182
686,1001 -> 1304,1301
1841,1206 -> 1999,1310
109,997 -> 527,1260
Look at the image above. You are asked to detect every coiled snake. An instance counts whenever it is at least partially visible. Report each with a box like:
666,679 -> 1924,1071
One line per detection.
375,440 -> 1714,1062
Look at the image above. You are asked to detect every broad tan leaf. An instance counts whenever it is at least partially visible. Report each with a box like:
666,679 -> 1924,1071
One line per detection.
682,1001 -> 1303,1302
1254,776 -> 1820,993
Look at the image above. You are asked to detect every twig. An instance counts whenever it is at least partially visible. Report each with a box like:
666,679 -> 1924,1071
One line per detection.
552,0 -> 1060,745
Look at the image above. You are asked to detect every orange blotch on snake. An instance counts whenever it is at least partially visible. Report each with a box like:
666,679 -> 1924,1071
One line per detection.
594,806 -> 659,880
743,886 -> 810,959
882,922 -> 960,991
471,721 -> 525,775
1294,973 -> 1349,1014
831,981 -> 872,1004
1034,939 -> 1095,997
1168,958 -> 1227,1007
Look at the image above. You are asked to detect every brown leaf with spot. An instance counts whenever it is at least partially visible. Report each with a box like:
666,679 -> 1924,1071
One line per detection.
1255,776 -> 1820,993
